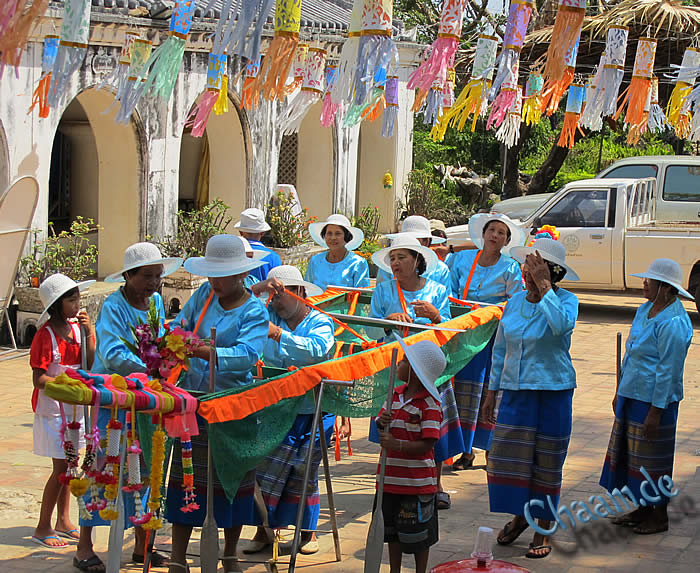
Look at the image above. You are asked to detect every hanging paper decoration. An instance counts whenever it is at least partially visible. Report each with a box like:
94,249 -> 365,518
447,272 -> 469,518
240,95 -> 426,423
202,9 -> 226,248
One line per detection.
408,0 -> 465,112
283,45 -> 327,134
331,0 -> 362,105
666,47 -> 700,134
429,68 -> 456,141
140,0 -> 196,101
584,53 -> 604,109
616,36 -> 657,132
320,65 -> 340,127
285,42 -> 308,95
436,32 -> 498,138
496,86 -> 523,148
646,77 -> 667,135
540,33 -> 579,116
382,75 -> 399,138
542,0 -> 586,86
99,31 -> 140,108
241,56 -> 262,109
0,0 -> 49,72
522,71 -> 544,126
489,0 -> 533,100
360,78 -> 386,122
47,0 -> 92,109
185,53 -> 228,137
219,0 -> 275,62
422,77 -> 446,126
344,66 -> 387,127
487,58 -> 520,130
27,35 -> 59,118
114,39 -> 153,124
579,25 -> 628,131
558,83 -> 585,148
244,0 -> 303,106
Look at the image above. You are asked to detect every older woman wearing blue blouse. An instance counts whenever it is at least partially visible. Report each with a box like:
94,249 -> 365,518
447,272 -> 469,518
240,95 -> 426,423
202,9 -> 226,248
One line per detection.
481,238 -> 579,559
601,258 -> 694,536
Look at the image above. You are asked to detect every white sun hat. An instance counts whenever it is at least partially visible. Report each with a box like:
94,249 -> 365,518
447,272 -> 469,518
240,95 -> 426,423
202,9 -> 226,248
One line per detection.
387,215 -> 446,245
308,213 -> 364,251
234,207 -> 272,233
468,213 -> 524,255
372,235 -> 439,276
239,236 -> 254,256
38,273 -> 95,324
396,336 -> 446,403
105,242 -> 183,283
184,234 -> 267,278
510,237 -> 579,281
267,265 -> 323,297
630,258 -> 694,299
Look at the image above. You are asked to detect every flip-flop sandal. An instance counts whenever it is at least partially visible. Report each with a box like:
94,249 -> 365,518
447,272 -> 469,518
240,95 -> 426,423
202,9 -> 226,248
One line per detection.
451,456 -> 475,470
56,528 -> 80,540
496,519 -> 529,545
525,543 -> 552,559
31,535 -> 68,548
73,554 -> 106,572
633,520 -> 669,535
436,491 -> 451,510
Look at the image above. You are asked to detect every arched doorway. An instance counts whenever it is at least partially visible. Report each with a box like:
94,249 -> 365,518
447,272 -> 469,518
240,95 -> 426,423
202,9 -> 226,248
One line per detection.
178,95 -> 248,222
49,88 -> 143,277
296,101 -> 334,219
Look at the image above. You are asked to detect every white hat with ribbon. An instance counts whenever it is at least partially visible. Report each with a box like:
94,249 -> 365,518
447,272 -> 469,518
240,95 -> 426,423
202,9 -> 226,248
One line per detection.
105,242 -> 183,283
372,235 -> 439,276
387,215 -> 446,245
630,258 -> 694,299
510,237 -> 579,281
38,273 -> 95,323
234,207 -> 272,233
308,213 -> 364,251
468,213 -> 524,255
184,234 -> 266,278
267,265 -> 323,298
396,336 -> 446,403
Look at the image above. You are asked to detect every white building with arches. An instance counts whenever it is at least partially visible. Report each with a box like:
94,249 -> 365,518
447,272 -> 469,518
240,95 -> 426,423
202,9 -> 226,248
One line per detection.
0,0 -> 421,278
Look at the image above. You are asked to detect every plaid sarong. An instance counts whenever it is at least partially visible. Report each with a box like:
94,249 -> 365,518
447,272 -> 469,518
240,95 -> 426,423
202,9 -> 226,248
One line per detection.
600,396 -> 678,507
487,389 -> 573,520
434,381 -> 465,463
257,412 -> 335,529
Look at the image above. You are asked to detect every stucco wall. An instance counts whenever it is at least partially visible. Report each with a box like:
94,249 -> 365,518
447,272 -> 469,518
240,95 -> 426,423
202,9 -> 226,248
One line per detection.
297,101 -> 334,219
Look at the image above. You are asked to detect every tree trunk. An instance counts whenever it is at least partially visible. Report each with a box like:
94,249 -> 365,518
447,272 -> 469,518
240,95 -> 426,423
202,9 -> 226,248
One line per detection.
528,142 -> 570,194
502,122 -> 532,198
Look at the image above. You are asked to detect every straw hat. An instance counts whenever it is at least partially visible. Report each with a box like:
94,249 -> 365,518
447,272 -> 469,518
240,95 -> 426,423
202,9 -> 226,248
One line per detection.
308,214 -> 364,251
429,219 -> 447,233
372,235 -> 439,276
631,258 -> 693,299
184,234 -> 266,278
267,265 -> 323,297
468,213 -> 524,255
396,336 -> 446,403
38,273 -> 95,324
105,242 -> 183,283
234,207 -> 271,233
387,215 -> 446,245
510,237 -> 579,281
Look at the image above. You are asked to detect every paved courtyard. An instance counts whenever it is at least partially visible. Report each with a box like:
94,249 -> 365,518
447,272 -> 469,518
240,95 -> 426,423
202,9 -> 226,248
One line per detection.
0,292 -> 698,573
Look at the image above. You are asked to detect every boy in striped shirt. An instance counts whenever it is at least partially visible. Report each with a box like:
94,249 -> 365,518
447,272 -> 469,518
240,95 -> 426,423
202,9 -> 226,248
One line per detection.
376,338 -> 446,573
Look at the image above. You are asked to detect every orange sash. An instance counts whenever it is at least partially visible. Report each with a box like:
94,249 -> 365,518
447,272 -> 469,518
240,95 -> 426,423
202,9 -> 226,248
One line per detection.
461,250 -> 482,300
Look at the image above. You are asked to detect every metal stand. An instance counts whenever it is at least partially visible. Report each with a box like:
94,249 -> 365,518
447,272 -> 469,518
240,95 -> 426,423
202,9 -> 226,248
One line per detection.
0,303 -> 28,361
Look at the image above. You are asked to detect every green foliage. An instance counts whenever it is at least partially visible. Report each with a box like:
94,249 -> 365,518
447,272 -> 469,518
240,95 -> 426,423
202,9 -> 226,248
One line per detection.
400,168 -> 471,226
154,199 -> 232,258
19,217 -> 101,284
352,205 -> 382,244
265,191 -> 317,248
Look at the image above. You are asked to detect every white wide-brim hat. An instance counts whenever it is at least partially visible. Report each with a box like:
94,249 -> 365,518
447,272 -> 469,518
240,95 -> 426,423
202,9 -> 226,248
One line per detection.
105,242 -> 183,283
468,213 -> 524,255
396,335 -> 446,403
630,258 -> 694,299
387,215 -> 446,245
308,214 -> 364,251
38,273 -> 95,324
184,234 -> 266,278
234,207 -> 271,233
510,237 -> 579,281
372,235 -> 439,276
268,265 -> 323,297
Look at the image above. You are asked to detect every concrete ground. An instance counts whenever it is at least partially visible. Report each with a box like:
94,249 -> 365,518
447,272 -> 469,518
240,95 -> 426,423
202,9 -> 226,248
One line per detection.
0,292 -> 698,573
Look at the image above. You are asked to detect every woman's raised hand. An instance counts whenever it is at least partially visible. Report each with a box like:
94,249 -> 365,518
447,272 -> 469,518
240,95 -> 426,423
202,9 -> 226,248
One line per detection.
250,277 -> 286,299
410,300 -> 441,323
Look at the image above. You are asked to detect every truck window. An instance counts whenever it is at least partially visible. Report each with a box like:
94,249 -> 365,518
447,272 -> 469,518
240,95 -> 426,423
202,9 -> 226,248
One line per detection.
600,164 -> 657,179
540,189 -> 609,228
663,165 -> 700,202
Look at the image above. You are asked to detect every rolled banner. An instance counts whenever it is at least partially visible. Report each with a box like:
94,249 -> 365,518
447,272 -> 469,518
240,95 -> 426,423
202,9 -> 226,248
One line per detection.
666,46 -> 700,134
320,65 -> 341,127
430,68 -> 456,141
490,0 -> 534,101
543,0 -> 586,86
496,85 -> 523,148
382,75 -> 399,138
409,0 -> 465,112
245,0 -> 303,106
47,0 -> 92,109
540,32 -> 579,116
241,55 -> 262,109
0,0 -> 50,72
28,35 -> 59,118
115,39 -> 153,124
579,25 -> 628,132
487,57 -> 520,130
283,46 -> 327,134
99,30 -> 140,108
558,83 -> 585,148
522,71 -> 544,126
331,0 -> 362,105
616,36 -> 657,130
186,53 -> 229,138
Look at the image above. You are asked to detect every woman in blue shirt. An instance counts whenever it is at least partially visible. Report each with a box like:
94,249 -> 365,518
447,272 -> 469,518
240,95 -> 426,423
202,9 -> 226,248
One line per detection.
243,266 -> 336,556
449,213 -> 523,470
481,238 -> 579,559
305,214 -> 370,291
601,258 -> 694,536
166,235 -> 269,573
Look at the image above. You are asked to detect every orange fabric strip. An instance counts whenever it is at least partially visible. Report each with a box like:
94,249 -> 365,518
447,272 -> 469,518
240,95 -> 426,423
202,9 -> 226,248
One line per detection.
335,292 -> 360,336
396,281 -> 408,315
194,291 -> 215,336
462,250 -> 482,300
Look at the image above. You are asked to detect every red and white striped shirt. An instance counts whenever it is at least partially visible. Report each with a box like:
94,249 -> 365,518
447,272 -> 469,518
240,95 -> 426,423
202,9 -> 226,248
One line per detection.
376,384 -> 442,495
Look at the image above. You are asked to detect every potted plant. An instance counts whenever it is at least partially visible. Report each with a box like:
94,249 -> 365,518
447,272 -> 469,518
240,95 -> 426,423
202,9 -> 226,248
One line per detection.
352,205 -> 382,277
265,190 -> 323,265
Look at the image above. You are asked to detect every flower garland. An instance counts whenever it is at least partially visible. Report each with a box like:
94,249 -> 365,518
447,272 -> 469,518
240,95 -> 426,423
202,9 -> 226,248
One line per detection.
124,408 -> 152,526
99,415 -> 122,521
83,407 -> 105,515
527,225 -> 560,246
180,433 -> 198,512
142,419 -> 166,530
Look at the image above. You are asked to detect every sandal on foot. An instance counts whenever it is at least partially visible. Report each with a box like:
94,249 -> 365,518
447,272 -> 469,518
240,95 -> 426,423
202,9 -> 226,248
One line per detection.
299,539 -> 319,554
133,550 -> 169,567
525,543 -> 552,559
451,455 -> 475,470
436,491 -> 451,510
243,539 -> 271,553
31,535 -> 68,548
56,528 -> 80,541
73,555 -> 106,572
633,519 -> 669,535
221,556 -> 242,572
497,519 -> 529,545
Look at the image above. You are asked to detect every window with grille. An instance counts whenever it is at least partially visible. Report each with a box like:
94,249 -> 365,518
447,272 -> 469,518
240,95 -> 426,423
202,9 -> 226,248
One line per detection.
278,133 -> 298,187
